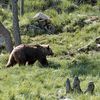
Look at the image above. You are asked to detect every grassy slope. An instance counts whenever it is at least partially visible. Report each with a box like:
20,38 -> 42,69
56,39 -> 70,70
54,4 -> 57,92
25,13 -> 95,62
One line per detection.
0,0 -> 100,100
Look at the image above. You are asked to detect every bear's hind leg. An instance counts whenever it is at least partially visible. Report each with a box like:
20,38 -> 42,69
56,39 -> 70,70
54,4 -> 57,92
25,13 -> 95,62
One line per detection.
14,52 -> 26,66
18,60 -> 26,66
6,55 -> 17,68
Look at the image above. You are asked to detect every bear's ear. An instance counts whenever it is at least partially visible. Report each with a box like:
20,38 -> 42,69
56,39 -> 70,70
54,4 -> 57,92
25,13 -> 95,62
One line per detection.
47,45 -> 49,49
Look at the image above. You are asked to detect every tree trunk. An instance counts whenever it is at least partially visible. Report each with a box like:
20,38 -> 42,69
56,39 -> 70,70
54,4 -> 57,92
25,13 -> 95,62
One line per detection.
0,22 -> 13,53
20,0 -> 24,16
12,0 -> 21,46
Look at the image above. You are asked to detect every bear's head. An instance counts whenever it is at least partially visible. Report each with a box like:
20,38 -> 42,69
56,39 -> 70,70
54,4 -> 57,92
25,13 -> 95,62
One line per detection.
41,45 -> 54,56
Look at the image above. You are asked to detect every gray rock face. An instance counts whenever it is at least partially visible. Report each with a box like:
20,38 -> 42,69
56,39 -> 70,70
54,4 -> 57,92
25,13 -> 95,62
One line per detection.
0,34 -> 4,48
0,34 -> 4,53
27,12 -> 56,35
95,36 -> 100,44
33,12 -> 50,21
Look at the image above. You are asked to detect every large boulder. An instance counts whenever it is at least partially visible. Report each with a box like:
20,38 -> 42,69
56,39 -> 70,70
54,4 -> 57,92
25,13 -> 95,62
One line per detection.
0,34 -> 4,53
27,12 -> 56,35
0,34 -> 4,48
33,12 -> 50,21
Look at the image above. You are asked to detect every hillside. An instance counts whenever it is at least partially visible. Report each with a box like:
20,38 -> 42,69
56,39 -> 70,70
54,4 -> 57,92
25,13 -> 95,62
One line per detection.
0,0 -> 100,100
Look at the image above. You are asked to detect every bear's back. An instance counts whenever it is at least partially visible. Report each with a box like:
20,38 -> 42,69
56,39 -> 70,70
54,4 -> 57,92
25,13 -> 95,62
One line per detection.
12,44 -> 45,58
23,45 -> 43,58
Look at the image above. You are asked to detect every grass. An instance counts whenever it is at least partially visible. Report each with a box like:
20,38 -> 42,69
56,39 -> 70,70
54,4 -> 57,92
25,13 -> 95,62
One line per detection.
0,0 -> 100,99
0,66 -> 99,100
0,32 -> 100,99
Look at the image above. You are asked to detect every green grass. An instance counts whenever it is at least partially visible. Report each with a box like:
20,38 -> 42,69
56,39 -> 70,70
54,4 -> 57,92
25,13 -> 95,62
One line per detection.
0,32 -> 100,99
0,0 -> 100,99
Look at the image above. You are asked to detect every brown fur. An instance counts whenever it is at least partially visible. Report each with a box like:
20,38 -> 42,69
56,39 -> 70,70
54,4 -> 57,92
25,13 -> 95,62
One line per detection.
6,44 -> 53,67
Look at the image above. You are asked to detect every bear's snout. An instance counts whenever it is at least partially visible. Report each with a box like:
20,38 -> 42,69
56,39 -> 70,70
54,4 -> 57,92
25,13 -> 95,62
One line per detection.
50,52 -> 54,56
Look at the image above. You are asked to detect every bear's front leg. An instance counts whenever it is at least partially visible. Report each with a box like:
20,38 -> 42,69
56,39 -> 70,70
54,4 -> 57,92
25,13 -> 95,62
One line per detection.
38,57 -> 48,67
28,59 -> 37,65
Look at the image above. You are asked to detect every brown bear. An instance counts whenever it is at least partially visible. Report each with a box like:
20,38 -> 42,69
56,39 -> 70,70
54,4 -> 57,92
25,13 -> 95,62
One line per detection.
6,44 -> 54,67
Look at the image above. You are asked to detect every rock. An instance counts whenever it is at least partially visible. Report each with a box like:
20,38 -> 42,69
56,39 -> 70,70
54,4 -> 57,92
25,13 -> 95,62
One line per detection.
44,24 -> 56,34
93,6 -> 100,11
64,4 -> 78,13
74,18 -> 86,28
84,16 -> 99,24
74,0 -> 97,6
91,0 -> 97,6
33,12 -> 50,21
0,34 -> 4,53
95,36 -> 100,44
26,12 -> 57,35
78,47 -> 87,53
84,82 -> 95,94
59,97 -> 72,100
0,34 -> 4,48
56,89 -> 65,99
49,0 -> 62,7
63,51 -> 75,57
63,26 -> 76,33
56,7 -> 62,14
78,44 -> 95,53
95,44 -> 100,51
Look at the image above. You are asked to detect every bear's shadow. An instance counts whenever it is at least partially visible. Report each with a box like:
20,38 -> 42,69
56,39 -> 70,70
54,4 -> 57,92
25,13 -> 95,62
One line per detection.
37,61 -> 61,69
